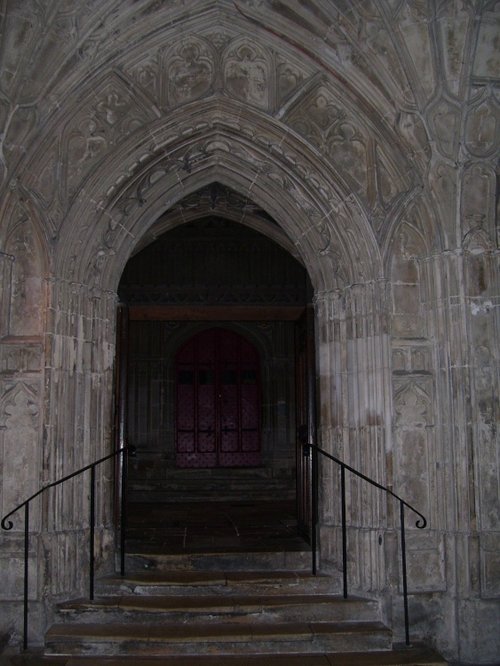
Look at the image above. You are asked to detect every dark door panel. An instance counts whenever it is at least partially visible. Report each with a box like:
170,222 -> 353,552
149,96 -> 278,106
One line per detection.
175,328 -> 262,468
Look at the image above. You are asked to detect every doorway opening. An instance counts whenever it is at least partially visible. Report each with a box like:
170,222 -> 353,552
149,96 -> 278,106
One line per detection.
116,192 -> 316,552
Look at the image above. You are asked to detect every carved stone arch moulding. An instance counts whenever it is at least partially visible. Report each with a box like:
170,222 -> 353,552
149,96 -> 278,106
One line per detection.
54,103 -> 381,295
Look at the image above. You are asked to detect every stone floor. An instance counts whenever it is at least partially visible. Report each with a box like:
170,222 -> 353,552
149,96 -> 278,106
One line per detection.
125,500 -> 307,554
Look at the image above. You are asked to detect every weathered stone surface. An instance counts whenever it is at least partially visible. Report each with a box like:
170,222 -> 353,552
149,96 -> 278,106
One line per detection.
0,1 -> 499,663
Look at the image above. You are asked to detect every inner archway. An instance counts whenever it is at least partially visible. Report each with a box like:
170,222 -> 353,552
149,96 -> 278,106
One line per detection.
117,201 -> 316,551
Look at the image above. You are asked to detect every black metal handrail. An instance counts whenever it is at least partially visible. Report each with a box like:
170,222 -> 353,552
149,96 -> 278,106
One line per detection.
305,443 -> 427,647
1,445 -> 130,650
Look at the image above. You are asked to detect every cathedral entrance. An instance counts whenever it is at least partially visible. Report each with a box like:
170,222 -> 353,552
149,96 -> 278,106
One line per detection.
175,327 -> 261,468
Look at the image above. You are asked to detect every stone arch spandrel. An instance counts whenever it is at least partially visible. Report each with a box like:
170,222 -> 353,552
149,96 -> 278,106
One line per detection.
54,103 -> 382,294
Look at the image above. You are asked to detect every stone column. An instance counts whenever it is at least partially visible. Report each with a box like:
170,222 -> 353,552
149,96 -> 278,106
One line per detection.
314,280 -> 392,596
41,278 -> 118,609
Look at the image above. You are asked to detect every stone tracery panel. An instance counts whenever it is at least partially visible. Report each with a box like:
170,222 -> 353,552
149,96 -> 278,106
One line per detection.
396,0 -> 436,102
223,38 -> 271,110
461,164 -> 496,244
0,382 -> 40,517
427,96 -> 462,160
465,93 -> 500,159
164,37 -> 216,108
389,220 -> 427,338
127,54 -> 161,102
5,212 -> 46,337
275,55 -> 311,108
63,75 -> 157,199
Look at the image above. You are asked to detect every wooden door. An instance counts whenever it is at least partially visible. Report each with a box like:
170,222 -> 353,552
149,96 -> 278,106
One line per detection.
175,328 -> 261,468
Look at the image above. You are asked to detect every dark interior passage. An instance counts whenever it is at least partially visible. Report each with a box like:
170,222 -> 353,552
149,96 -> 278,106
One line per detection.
117,209 -> 315,550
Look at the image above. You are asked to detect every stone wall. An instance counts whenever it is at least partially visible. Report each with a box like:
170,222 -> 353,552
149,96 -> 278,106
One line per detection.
0,2 -> 498,662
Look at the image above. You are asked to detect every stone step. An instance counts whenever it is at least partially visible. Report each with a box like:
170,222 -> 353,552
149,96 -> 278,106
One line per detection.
128,479 -> 296,503
130,491 -> 297,503
56,594 -> 378,624
45,620 -> 392,656
124,547 -> 312,572
13,645 -> 449,664
97,570 -> 339,597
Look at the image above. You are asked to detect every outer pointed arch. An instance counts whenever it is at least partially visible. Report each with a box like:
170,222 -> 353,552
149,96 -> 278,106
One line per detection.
55,102 -> 383,297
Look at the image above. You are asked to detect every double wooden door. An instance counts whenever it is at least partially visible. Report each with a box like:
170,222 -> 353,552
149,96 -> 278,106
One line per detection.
175,328 -> 261,468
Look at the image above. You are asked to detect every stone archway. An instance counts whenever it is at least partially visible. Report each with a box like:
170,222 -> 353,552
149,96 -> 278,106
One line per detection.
42,110 -> 391,609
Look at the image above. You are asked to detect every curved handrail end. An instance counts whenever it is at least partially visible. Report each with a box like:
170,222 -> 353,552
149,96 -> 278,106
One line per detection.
1,516 -> 14,531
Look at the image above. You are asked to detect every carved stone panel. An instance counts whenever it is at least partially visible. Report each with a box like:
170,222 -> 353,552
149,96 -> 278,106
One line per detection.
64,76 -> 155,197
223,39 -> 271,110
428,97 -> 461,159
405,532 -> 446,592
465,95 -> 499,158
5,216 -> 45,337
393,379 -> 434,519
436,1 -> 471,96
286,85 -> 369,200
127,54 -> 161,102
461,164 -> 495,241
472,8 -> 500,80
480,533 -> 500,597
276,56 -> 310,107
164,38 -> 216,108
0,382 -> 40,516
390,222 -> 427,338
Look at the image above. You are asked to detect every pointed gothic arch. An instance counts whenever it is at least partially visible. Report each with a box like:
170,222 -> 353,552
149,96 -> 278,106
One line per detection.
54,101 -> 383,294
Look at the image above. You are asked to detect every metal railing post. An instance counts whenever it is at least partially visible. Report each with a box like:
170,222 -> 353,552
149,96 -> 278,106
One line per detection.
400,500 -> 410,646
89,466 -> 96,600
23,503 -> 29,651
340,464 -> 347,599
120,446 -> 128,577
311,443 -> 318,576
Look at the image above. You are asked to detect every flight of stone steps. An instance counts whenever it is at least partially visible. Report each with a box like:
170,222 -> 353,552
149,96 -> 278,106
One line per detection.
40,502 -> 447,664
43,554 -> 447,664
